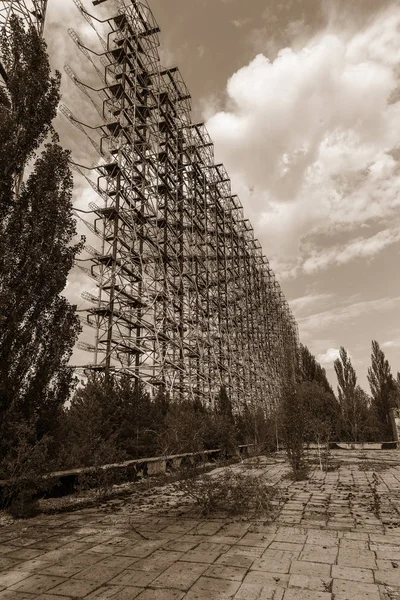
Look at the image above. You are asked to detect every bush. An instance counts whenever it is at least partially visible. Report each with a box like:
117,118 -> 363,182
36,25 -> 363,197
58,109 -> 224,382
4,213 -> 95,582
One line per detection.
176,467 -> 278,517
0,422 -> 56,517
281,386 -> 308,480
75,438 -> 123,499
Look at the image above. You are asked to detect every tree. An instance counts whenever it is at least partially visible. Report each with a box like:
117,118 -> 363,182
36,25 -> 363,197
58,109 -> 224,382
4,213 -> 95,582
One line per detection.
215,385 -> 234,423
367,340 -> 397,437
334,347 -> 372,441
62,373 -> 164,467
0,17 -> 83,469
300,344 -> 334,394
300,380 -> 340,443
281,383 -> 307,479
299,345 -> 341,440
334,347 -> 357,440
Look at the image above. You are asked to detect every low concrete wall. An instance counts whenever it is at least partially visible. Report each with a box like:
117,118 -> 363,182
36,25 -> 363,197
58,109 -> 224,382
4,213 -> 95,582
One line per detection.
0,444 -> 255,501
328,441 -> 398,450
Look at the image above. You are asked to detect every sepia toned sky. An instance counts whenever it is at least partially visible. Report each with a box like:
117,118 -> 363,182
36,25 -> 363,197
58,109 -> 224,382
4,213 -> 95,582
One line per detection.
44,0 -> 400,392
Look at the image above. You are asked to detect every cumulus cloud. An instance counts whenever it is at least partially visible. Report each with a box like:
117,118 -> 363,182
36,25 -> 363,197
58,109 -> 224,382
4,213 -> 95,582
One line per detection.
205,5 -> 400,275
317,347 -> 341,365
302,227 -> 400,274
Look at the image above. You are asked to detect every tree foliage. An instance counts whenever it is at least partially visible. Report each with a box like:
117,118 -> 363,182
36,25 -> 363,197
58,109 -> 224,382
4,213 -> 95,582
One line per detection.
0,17 -> 82,469
300,344 -> 334,394
367,340 -> 397,434
296,345 -> 341,441
0,17 -> 60,207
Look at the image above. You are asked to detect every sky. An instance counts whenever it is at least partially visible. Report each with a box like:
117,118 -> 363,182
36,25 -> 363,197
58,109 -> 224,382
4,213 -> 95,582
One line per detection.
43,0 -> 400,392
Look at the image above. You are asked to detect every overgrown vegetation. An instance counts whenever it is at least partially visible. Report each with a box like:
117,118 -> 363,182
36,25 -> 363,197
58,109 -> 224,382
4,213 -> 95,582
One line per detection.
55,374 -> 272,470
0,18 -> 82,514
176,466 -> 278,517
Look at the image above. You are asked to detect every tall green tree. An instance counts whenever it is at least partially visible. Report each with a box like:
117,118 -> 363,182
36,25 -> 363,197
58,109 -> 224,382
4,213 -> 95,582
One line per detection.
334,347 -> 363,441
0,17 -> 83,467
215,385 -> 234,423
367,340 -> 397,435
300,344 -> 334,394
299,345 -> 340,438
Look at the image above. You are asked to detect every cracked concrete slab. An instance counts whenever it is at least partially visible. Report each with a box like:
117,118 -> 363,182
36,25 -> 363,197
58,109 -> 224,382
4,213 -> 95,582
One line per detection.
1,451 -> 400,599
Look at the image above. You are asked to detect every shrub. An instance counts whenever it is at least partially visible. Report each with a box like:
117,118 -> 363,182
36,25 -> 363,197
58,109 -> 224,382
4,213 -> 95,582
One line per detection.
176,467 -> 278,517
281,386 -> 308,480
0,422 -> 56,517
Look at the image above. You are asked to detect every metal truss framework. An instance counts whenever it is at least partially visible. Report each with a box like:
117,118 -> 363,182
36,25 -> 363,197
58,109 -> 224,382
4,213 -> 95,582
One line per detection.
0,0 -> 47,36
63,0 -> 300,410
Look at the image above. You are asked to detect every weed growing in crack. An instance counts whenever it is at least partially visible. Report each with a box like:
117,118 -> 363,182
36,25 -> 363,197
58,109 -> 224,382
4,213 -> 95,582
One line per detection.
371,472 -> 381,519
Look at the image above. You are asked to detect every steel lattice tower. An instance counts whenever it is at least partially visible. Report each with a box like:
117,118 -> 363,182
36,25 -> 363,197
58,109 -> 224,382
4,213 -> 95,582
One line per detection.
65,0 -> 300,409
0,0 -> 47,35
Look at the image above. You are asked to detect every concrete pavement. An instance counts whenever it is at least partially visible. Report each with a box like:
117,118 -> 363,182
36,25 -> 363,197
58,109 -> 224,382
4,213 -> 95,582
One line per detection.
1,450 -> 400,599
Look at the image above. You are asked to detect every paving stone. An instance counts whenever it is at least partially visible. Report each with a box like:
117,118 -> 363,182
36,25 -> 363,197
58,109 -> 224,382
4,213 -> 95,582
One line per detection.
237,533 -> 275,548
194,522 -> 223,535
0,558 -> 19,573
342,532 -> 369,541
186,575 -> 241,597
251,557 -> 291,574
233,583 -> 284,599
299,544 -> 338,564
337,548 -> 377,569
0,571 -> 32,589
223,545 -> 264,558
109,569 -> 161,587
181,542 -> 230,564
85,585 -> 142,599
215,553 -> 255,569
376,558 -> 400,570
88,555 -> 137,570
73,564 -> 128,584
0,593 -> 39,600
269,542 -> 304,553
5,548 -> 44,561
332,578 -> 381,599
162,540 -> 200,552
374,568 -> 400,586
289,560 -> 331,578
243,570 -> 289,587
205,564 -> 247,582
47,578 -> 103,597
282,589 -> 330,600
274,528 -> 307,545
9,573 -> 66,594
0,547 -> 16,556
332,565 -> 374,583
136,590 -> 184,600
132,550 -> 183,572
116,540 -> 165,558
339,539 -> 369,550
375,548 -> 400,561
41,596 -> 76,600
288,574 -> 331,592
151,561 -> 208,590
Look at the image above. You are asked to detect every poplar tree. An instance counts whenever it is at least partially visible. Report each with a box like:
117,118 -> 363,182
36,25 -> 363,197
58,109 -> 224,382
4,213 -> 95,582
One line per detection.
367,340 -> 396,431
334,347 -> 362,440
300,344 -> 334,394
0,17 -> 83,464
